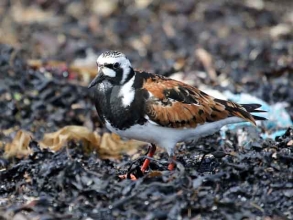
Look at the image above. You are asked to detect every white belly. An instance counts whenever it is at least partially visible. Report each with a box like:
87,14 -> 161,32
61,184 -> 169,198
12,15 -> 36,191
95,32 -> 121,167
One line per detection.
105,116 -> 245,155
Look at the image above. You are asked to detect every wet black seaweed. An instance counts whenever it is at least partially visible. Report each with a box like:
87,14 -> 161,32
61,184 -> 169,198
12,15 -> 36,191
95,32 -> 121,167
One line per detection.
0,129 -> 292,219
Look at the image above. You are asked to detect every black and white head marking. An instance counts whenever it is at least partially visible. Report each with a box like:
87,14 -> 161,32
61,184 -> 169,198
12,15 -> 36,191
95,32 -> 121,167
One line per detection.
97,51 -> 132,85
95,51 -> 137,107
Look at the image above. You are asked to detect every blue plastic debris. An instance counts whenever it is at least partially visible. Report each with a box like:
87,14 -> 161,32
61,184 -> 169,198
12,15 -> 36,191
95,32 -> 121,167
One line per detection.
221,91 -> 293,140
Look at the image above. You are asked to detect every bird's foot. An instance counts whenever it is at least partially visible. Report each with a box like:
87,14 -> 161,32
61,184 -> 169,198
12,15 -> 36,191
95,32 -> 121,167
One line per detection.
118,144 -> 177,180
167,156 -> 176,171
118,164 -> 144,180
118,173 -> 138,180
167,162 -> 176,171
119,144 -> 157,180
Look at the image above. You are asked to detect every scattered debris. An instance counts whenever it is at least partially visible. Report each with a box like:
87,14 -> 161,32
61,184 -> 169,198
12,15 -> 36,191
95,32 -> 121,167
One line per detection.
3,126 -> 144,159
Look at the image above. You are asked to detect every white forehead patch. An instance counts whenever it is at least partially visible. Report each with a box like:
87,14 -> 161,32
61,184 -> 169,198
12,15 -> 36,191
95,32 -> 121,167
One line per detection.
97,55 -> 131,68
102,67 -> 116,77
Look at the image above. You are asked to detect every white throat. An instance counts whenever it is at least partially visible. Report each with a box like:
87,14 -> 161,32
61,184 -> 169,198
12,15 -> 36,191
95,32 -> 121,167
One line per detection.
118,74 -> 135,107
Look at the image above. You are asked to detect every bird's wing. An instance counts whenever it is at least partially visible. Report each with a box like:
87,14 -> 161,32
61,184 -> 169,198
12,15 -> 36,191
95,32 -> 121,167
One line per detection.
142,74 -> 258,129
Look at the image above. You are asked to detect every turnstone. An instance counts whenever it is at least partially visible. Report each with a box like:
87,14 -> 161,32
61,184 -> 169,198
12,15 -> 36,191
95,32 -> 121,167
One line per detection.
88,51 -> 266,179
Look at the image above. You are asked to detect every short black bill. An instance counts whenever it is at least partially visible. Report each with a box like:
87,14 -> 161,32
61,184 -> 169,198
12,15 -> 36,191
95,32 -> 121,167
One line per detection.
88,71 -> 104,89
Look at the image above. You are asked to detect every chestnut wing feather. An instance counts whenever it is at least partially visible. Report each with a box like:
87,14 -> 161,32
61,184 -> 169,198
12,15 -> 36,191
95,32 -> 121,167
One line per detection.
142,75 -> 256,128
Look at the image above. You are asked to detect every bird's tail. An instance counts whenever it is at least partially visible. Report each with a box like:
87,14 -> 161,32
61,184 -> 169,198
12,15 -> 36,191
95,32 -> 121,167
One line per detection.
240,104 -> 267,122
214,99 -> 267,125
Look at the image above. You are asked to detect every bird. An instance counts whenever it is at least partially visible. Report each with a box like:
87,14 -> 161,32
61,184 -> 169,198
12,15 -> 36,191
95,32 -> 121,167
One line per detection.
88,50 -> 266,179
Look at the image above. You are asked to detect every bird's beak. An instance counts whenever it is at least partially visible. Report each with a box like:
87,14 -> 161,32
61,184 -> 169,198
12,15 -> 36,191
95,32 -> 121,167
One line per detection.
88,69 -> 104,89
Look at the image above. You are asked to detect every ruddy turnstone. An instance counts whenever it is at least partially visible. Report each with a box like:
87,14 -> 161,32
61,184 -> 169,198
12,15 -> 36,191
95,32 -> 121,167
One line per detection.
88,51 -> 266,179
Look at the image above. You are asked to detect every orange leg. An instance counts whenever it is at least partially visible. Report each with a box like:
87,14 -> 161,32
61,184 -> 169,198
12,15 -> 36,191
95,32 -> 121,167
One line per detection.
141,144 -> 156,172
167,156 -> 176,171
119,144 -> 156,180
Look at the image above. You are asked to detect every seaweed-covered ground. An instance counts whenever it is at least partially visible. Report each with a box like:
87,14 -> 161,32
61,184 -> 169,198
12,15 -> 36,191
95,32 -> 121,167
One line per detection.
0,1 -> 293,219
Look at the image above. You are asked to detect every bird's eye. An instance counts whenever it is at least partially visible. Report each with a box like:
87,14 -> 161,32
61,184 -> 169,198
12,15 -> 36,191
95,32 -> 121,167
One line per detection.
113,62 -> 120,69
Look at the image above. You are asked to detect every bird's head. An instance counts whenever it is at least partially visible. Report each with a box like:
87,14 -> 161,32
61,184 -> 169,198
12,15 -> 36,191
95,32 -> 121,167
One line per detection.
88,51 -> 133,88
